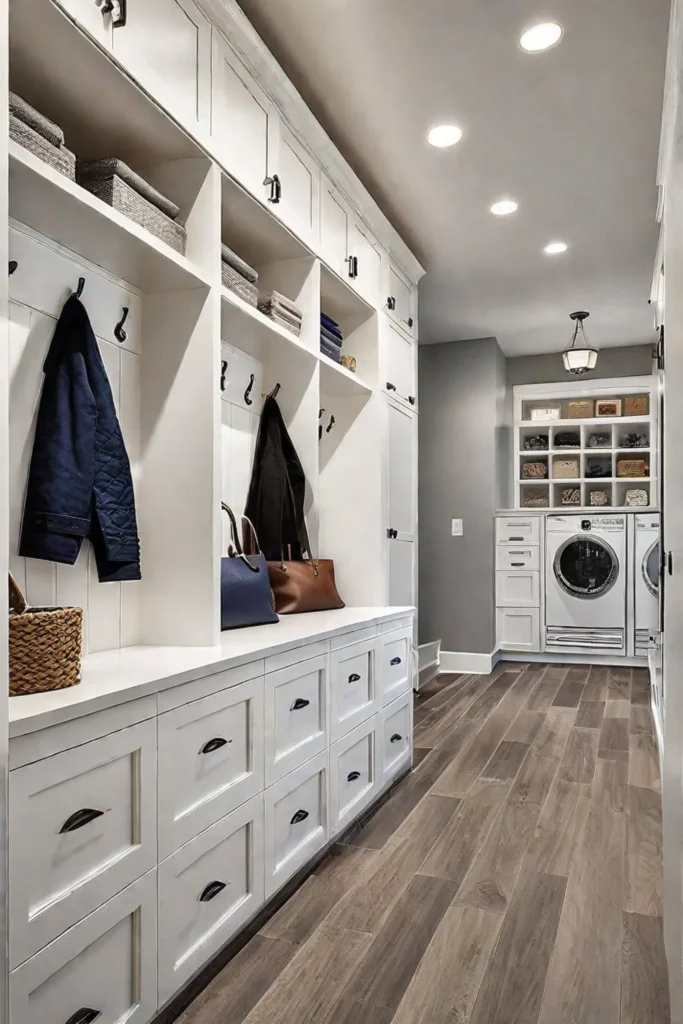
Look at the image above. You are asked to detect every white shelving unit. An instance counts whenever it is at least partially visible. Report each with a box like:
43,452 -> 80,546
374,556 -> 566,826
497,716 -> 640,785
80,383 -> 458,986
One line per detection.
514,377 -> 657,511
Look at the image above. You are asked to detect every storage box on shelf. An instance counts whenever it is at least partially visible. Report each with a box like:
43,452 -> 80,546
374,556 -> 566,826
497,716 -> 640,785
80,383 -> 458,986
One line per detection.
495,515 -> 542,653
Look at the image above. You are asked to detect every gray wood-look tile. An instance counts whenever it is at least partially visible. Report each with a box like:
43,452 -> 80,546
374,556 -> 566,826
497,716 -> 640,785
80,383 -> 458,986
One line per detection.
321,999 -> 395,1024
629,732 -> 660,792
608,667 -> 632,701
575,699 -> 606,729
621,912 -> 670,1024
583,664 -> 609,701
630,706 -> 652,736
559,727 -> 599,785
504,709 -> 546,744
605,699 -> 631,719
526,777 -> 591,877
420,778 -> 510,883
482,740 -> 530,780
599,716 -> 630,758
532,706 -> 574,760
525,678 -> 563,712
552,677 -> 585,708
625,785 -> 663,917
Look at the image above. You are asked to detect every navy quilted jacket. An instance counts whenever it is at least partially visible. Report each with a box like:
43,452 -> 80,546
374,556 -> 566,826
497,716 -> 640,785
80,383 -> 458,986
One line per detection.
19,295 -> 141,582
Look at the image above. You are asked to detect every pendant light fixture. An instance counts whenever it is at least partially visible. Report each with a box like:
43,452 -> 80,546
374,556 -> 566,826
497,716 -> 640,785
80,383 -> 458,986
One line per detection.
563,311 -> 599,375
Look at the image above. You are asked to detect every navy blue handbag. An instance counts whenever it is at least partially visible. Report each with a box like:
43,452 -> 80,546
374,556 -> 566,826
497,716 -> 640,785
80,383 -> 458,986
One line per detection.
220,503 -> 279,630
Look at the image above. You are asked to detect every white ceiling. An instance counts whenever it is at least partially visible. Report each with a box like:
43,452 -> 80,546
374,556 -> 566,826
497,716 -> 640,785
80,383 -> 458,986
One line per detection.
238,0 -> 670,356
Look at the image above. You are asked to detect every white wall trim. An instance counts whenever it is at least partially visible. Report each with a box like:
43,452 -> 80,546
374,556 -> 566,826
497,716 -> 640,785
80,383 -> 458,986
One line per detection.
441,650 -> 501,675
502,652 -> 648,668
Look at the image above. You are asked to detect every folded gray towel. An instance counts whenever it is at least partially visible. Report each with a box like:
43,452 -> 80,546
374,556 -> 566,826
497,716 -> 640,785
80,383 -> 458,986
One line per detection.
258,301 -> 302,329
259,290 -> 302,321
221,243 -> 258,284
76,158 -> 180,220
9,92 -> 65,148
263,309 -> 302,337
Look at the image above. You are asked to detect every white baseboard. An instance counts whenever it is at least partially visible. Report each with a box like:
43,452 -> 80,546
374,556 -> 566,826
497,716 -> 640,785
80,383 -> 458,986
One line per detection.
418,640 -> 441,671
440,650 -> 501,675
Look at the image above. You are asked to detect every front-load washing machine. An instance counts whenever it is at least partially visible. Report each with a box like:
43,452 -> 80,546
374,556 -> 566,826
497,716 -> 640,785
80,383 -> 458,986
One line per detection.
634,512 -> 660,657
545,514 -> 627,653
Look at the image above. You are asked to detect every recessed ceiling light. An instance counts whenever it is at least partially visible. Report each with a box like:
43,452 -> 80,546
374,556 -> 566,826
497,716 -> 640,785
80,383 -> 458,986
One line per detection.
520,21 -> 563,52
490,199 -> 519,216
544,241 -> 568,254
427,124 -> 463,148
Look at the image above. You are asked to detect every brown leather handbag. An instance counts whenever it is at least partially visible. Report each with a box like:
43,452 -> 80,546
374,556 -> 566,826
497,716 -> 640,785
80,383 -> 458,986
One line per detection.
267,554 -> 345,614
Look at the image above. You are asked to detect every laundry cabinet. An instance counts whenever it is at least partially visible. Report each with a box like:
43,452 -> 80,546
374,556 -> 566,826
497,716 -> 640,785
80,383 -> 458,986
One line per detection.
495,514 -> 543,653
320,174 -> 384,307
387,400 -> 417,608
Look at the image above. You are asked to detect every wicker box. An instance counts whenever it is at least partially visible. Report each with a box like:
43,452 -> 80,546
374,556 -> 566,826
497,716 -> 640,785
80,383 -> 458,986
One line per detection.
522,461 -> 547,479
10,115 -> 75,179
568,400 -> 593,419
221,261 -> 259,306
77,172 -> 187,254
553,457 -> 580,479
589,490 -> 610,506
625,488 -> 649,507
596,399 -> 622,418
530,406 -> 560,421
617,458 -> 648,478
523,487 -> 548,508
561,488 -> 581,505
624,395 -> 648,417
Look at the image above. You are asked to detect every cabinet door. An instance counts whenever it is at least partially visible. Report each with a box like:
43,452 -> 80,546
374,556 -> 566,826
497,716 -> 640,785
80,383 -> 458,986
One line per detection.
212,33 -> 272,202
385,319 -> 417,407
496,608 -> 540,652
387,401 -> 416,607
387,263 -> 417,337
269,119 -> 320,248
111,0 -> 211,136
320,175 -> 351,280
350,220 -> 383,308
54,0 -> 112,47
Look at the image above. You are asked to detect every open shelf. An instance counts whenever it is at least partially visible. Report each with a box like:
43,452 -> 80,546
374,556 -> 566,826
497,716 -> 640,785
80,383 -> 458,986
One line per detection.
9,143 -> 209,292
220,286 -> 316,366
319,354 -> 372,397
221,172 -> 310,268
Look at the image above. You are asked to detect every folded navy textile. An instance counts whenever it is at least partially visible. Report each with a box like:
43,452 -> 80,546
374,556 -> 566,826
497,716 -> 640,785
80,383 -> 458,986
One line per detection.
321,325 -> 343,347
321,312 -> 341,333
320,339 -> 342,363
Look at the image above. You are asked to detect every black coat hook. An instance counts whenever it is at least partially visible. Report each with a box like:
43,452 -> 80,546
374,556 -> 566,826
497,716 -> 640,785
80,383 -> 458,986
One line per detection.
8,260 -> 17,276
244,374 -> 255,406
114,306 -> 129,344
269,383 -> 281,400
326,415 -> 336,434
220,360 -> 228,393
74,277 -> 85,299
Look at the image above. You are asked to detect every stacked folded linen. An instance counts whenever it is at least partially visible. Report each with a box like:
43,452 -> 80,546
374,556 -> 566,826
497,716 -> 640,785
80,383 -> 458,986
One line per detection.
258,291 -> 303,337
77,158 -> 180,218
320,313 -> 343,364
221,243 -> 259,306
9,92 -> 75,179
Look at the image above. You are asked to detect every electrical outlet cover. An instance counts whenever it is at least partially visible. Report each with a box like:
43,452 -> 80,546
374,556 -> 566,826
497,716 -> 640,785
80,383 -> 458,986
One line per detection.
451,519 -> 463,536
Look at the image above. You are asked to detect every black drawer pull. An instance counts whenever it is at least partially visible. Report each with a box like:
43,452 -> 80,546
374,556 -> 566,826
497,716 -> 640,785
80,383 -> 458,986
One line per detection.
390,657 -> 402,666
390,733 -> 403,743
386,382 -> 397,392
199,880 -> 227,902
290,809 -> 309,825
348,673 -> 361,683
200,737 -> 228,754
508,535 -> 525,541
291,698 -> 310,711
510,562 -> 525,568
59,808 -> 104,834
347,770 -> 361,782
65,1010 -> 101,1024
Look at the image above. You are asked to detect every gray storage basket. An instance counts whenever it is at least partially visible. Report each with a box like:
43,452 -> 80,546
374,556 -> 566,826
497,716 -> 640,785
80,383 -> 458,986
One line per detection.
221,261 -> 259,306
77,170 -> 187,254
10,115 -> 75,180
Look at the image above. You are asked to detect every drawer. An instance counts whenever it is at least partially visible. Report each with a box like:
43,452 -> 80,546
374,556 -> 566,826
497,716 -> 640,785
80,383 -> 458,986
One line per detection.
379,628 -> 413,706
497,607 -> 541,652
264,751 -> 328,898
266,655 -> 329,786
495,570 -> 540,608
158,675 -> 264,859
380,691 -> 413,783
496,516 -> 541,545
10,719 -> 157,968
495,545 -> 540,571
331,639 -> 379,741
330,717 -> 380,835
330,624 -> 377,651
10,870 -> 157,1024
158,795 -> 264,1005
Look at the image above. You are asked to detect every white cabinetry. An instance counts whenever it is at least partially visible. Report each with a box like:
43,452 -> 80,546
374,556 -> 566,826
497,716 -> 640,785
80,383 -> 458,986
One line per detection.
387,400 -> 417,607
349,219 -> 384,308
495,514 -> 542,654
330,716 -> 380,834
385,318 -> 417,407
265,656 -> 329,785
320,174 -> 352,280
268,120 -> 320,248
264,750 -> 328,898
380,690 -> 412,783
387,263 -> 417,338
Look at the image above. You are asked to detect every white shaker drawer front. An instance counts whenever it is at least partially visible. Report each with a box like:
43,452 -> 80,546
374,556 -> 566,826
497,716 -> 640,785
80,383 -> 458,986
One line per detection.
495,570 -> 540,608
10,719 -> 157,968
495,545 -> 540,571
264,751 -> 328,898
158,795 -> 265,1006
496,516 -> 541,545
497,607 -> 541,652
380,629 -> 413,706
158,676 -> 264,859
10,870 -> 157,1024
331,639 -> 379,741
330,717 -> 380,835
380,691 -> 413,783
265,656 -> 329,786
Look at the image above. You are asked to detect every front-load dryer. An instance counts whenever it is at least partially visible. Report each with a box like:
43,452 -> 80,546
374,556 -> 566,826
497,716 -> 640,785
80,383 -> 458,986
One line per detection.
545,514 -> 627,653
634,512 -> 660,657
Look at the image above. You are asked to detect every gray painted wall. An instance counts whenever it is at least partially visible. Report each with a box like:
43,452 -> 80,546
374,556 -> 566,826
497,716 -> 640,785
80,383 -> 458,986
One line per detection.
506,344 -> 653,385
418,338 -> 505,654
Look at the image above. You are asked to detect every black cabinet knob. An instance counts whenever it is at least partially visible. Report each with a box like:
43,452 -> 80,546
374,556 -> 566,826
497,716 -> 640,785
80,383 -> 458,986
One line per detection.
59,808 -> 104,834
407,316 -> 414,328
291,698 -> 310,711
200,737 -> 229,754
386,382 -> 397,391
65,1011 -> 101,1024
390,656 -> 402,666
408,396 -> 416,406
387,296 -> 396,311
199,880 -> 227,902
348,673 -> 361,683
347,770 -> 361,782
390,733 -> 403,743
290,809 -> 309,825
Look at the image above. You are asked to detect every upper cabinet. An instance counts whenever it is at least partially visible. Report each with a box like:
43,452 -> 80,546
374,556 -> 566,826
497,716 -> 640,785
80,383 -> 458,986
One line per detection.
55,0 -> 112,47
350,220 -> 383,308
212,33 -> 273,204
386,263 -> 418,339
320,175 -> 352,280
384,318 -> 417,409
268,121 -> 320,249
111,0 -> 211,137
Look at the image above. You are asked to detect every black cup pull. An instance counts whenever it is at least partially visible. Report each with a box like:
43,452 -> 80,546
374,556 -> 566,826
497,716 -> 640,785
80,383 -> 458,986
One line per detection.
348,673 -> 361,683
59,808 -> 104,834
290,809 -> 309,825
390,733 -> 403,743
291,698 -> 310,711
386,382 -> 397,392
407,316 -> 414,328
65,1010 -> 101,1024
408,396 -> 416,406
199,880 -> 227,902
244,373 -> 255,406
347,770 -> 361,782
390,656 -> 402,666
510,562 -> 525,568
200,737 -> 228,754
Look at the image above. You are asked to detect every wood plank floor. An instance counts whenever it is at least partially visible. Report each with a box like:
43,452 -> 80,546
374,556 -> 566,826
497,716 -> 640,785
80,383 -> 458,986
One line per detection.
175,662 -> 668,1024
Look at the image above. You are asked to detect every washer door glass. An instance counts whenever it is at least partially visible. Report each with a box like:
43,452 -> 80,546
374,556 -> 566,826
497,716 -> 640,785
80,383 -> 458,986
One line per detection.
643,540 -> 659,597
554,536 -> 619,598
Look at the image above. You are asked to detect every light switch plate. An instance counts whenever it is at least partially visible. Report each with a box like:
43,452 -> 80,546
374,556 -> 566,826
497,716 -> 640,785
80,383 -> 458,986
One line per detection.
451,519 -> 463,536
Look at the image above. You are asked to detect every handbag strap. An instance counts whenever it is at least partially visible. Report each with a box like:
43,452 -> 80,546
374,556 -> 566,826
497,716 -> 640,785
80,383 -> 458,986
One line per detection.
241,515 -> 262,555
222,503 -> 259,573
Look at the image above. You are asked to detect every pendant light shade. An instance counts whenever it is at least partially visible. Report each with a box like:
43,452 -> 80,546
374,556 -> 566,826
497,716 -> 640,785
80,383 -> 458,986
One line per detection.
563,311 -> 599,375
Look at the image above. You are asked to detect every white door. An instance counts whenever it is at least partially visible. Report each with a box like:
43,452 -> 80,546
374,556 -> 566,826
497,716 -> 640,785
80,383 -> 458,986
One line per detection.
111,0 -> 211,137
387,263 -> 417,337
268,118 -> 320,248
54,0 -> 113,47
350,220 -> 383,308
212,33 -> 272,203
387,401 -> 416,606
320,175 -> 351,280
385,319 -> 417,408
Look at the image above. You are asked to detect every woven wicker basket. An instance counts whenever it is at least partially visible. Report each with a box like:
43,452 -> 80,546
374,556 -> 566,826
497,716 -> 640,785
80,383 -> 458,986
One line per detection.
617,458 -> 648,478
221,261 -> 259,306
10,115 -> 75,179
522,462 -> 547,479
8,575 -> 82,697
589,490 -> 610,506
523,488 -> 549,508
568,400 -> 593,419
561,488 -> 581,505
624,396 -> 648,417
77,171 -> 186,254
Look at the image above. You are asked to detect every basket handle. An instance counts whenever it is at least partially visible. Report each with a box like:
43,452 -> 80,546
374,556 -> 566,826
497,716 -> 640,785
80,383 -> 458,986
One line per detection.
8,574 -> 27,615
